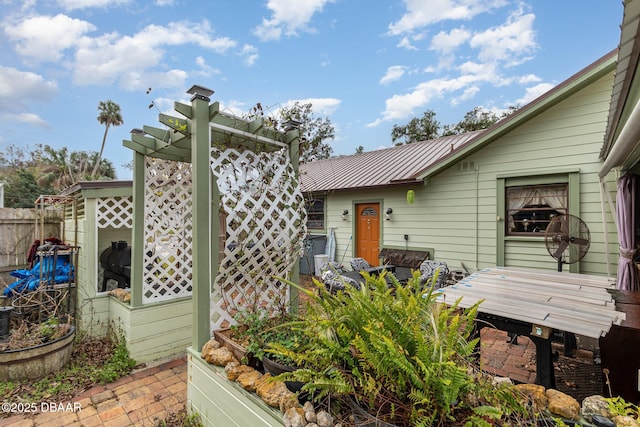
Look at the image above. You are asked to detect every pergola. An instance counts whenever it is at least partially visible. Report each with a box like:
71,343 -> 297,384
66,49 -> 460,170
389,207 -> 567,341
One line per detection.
123,85 -> 306,350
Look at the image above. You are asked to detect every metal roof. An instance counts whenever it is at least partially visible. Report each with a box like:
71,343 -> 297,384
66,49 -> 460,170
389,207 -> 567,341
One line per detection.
299,130 -> 484,193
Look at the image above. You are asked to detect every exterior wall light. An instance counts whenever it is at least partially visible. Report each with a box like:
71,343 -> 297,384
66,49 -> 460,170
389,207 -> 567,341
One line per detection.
385,208 -> 393,220
341,209 -> 349,221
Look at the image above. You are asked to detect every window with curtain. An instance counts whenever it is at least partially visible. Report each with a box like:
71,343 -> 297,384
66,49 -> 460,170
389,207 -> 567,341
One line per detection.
506,184 -> 568,235
306,197 -> 325,230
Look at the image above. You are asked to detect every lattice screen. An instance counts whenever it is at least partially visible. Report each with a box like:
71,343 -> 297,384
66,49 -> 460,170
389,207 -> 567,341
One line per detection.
209,147 -> 307,330
97,197 -> 133,229
142,158 -> 193,303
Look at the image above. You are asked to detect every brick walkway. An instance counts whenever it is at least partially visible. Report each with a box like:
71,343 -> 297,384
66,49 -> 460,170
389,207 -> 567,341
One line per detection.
480,328 -> 538,383
0,356 -> 187,427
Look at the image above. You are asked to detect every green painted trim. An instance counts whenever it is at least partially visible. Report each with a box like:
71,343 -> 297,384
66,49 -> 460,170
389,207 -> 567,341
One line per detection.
130,152 -> 146,307
288,128 -> 301,313
82,187 -> 132,199
496,167 -> 580,179
192,94 -> 214,351
496,178 -> 506,266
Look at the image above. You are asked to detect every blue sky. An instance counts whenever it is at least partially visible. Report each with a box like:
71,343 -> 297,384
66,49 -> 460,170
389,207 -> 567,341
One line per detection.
0,0 -> 624,180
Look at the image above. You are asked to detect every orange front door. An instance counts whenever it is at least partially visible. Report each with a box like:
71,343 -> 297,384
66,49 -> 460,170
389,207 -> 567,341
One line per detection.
355,203 -> 380,266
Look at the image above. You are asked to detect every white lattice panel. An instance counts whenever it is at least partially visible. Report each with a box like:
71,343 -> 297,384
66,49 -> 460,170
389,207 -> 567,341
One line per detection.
97,197 -> 133,229
142,158 -> 193,304
209,148 -> 307,330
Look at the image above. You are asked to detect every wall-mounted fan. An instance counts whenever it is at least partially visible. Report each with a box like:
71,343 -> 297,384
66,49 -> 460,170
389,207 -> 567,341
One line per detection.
544,214 -> 591,272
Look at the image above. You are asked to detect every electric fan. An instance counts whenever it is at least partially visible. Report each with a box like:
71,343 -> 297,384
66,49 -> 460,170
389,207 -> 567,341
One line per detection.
544,214 -> 591,272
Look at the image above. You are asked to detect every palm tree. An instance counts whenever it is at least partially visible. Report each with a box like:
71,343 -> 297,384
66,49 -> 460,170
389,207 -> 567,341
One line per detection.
92,100 -> 123,179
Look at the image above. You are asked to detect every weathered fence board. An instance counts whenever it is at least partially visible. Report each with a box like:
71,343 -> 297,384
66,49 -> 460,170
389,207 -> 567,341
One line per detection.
0,208 -> 63,286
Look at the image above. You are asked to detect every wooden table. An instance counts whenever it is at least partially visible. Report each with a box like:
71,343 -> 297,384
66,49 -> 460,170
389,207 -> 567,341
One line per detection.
435,267 -> 625,388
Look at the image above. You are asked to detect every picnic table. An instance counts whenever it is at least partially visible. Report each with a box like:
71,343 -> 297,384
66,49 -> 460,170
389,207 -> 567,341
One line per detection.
435,267 -> 625,388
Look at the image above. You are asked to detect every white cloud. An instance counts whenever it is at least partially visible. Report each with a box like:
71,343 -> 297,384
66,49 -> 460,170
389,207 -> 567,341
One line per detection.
56,0 -> 131,10
1,112 -> 50,127
241,44 -> 259,66
5,14 -> 96,63
0,67 -> 56,127
380,66 -> 408,85
430,27 -> 471,54
515,82 -> 555,106
72,20 -> 237,89
253,0 -> 333,41
388,0 -> 508,36
0,66 -> 58,101
469,9 -> 537,63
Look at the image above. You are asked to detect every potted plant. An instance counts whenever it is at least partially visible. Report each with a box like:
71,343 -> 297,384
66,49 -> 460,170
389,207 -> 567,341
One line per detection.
270,273 -> 531,426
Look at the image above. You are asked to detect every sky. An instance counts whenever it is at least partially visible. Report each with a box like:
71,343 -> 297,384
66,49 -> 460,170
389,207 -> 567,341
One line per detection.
0,0 -> 624,180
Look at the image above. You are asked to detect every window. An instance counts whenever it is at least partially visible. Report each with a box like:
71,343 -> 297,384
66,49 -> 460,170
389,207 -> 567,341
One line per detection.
506,184 -> 568,235
306,197 -> 325,230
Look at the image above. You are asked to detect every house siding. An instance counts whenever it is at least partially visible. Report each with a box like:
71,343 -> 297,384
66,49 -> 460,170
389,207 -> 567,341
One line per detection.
317,72 -> 618,278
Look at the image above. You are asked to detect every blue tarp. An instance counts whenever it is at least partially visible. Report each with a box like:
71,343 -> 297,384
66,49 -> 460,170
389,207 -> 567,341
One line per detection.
2,254 -> 74,297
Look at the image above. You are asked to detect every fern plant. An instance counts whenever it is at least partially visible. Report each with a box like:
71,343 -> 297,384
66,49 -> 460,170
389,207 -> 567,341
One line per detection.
270,272 -> 498,426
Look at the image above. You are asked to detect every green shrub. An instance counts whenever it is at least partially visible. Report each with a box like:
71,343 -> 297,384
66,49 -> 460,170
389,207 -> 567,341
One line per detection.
270,273 -> 488,426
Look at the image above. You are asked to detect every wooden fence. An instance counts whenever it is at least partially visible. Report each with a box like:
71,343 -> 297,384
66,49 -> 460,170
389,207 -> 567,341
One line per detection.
0,208 -> 63,287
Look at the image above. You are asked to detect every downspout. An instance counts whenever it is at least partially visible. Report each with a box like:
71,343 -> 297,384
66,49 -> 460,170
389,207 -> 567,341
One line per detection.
599,177 -> 617,279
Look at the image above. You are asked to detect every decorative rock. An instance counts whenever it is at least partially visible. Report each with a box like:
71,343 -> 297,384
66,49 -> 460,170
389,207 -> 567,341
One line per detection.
304,400 -> 317,423
283,407 -> 306,427
224,359 -> 240,372
546,389 -> 581,420
307,424 -> 319,427
256,377 -> 294,408
316,410 -> 334,427
200,338 -> 221,358
582,395 -> 613,421
203,346 -> 237,366
492,376 -> 513,387
236,369 -> 263,392
612,415 -> 640,427
279,393 -> 300,413
227,364 -> 256,381
514,384 -> 548,411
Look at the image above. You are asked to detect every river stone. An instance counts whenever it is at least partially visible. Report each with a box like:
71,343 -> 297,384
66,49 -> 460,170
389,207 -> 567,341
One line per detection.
283,407 -> 306,427
236,369 -> 263,391
514,383 -> 548,411
546,389 -> 581,420
316,410 -> 334,427
581,395 -> 613,421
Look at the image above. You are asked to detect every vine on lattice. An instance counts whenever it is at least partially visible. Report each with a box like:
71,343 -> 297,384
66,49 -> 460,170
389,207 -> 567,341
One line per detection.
209,147 -> 307,330
142,158 -> 193,303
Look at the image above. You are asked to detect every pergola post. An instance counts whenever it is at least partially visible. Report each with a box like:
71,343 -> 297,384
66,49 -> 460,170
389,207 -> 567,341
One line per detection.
130,150 -> 146,307
190,86 -> 215,350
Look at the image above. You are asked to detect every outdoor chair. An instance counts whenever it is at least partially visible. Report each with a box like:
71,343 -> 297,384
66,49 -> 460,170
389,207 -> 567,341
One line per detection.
321,269 -> 361,293
350,257 -> 371,272
418,260 -> 449,289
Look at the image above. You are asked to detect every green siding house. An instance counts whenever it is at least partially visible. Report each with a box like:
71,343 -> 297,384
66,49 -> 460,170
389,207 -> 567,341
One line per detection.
301,50 -> 619,279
